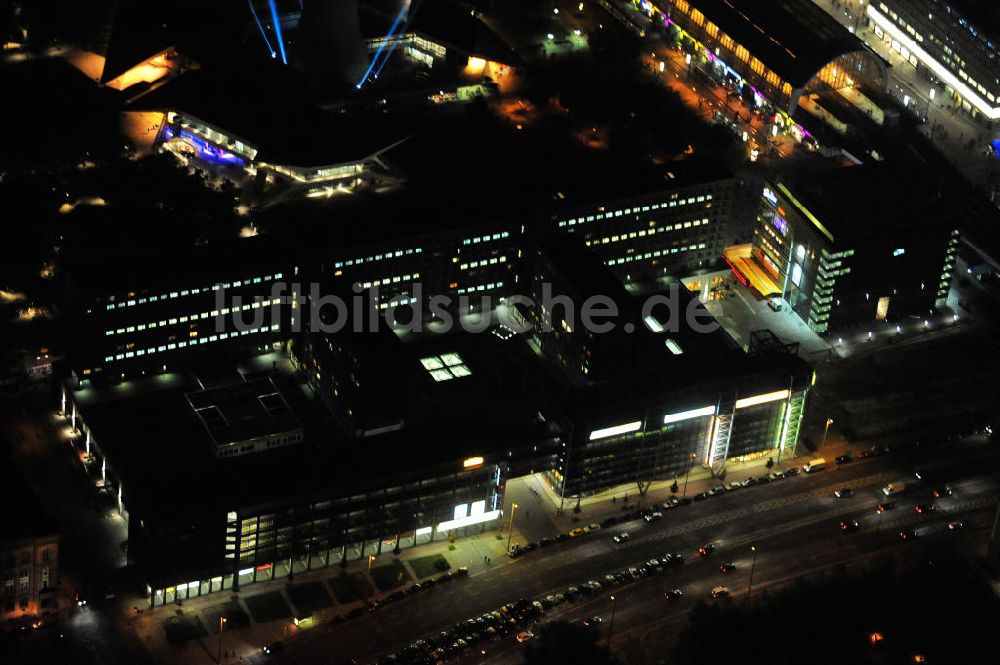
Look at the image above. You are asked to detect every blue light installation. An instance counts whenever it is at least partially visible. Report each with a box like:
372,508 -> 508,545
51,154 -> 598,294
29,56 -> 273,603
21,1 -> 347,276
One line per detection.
372,0 -> 425,80
248,0 -> 277,59
269,0 -> 289,65
357,2 -> 409,88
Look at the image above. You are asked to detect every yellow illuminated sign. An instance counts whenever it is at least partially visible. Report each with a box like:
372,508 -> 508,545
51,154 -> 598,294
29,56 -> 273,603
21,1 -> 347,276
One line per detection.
463,456 -> 484,469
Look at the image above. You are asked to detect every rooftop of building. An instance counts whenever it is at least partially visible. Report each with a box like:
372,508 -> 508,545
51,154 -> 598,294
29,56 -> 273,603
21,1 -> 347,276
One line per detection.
776,162 -> 958,243
63,232 -> 295,299
680,0 -> 871,88
537,235 -> 760,384
933,0 -> 1000,44
187,377 -> 301,450
69,342 -> 553,524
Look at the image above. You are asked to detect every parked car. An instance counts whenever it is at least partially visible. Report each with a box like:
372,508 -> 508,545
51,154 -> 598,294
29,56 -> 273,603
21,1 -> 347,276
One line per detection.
568,528 -> 585,538
835,454 -> 854,465
643,511 -> 663,522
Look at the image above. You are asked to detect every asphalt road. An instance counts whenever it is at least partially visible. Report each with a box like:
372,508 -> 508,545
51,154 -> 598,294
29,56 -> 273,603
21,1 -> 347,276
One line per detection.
270,439 -> 1000,665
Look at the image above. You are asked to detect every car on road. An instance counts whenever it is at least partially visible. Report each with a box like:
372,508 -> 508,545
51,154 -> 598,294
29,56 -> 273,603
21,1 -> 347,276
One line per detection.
839,519 -> 860,532
643,511 -> 663,522
582,616 -> 603,627
516,631 -> 534,643
915,504 -> 936,514
834,488 -> 853,498
948,521 -> 964,530
664,589 -> 684,601
719,562 -> 737,574
876,502 -> 896,513
454,567 -> 469,578
900,528 -> 918,541
931,486 -> 953,498
698,544 -> 716,557
835,454 -> 854,465
711,586 -> 730,598
613,533 -> 630,544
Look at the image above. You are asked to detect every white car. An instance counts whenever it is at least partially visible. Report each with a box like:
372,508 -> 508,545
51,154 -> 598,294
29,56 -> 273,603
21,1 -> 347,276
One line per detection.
613,533 -> 630,544
711,586 -> 730,598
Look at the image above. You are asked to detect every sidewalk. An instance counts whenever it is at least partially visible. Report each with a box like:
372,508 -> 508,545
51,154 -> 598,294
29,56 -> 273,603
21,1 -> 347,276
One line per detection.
531,441 -> 856,533
119,519 -> 524,665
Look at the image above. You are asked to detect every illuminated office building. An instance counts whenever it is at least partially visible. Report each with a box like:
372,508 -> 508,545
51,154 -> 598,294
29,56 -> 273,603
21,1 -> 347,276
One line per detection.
64,237 -> 296,382
727,164 -> 957,333
866,0 -> 1000,121
60,233 -> 810,606
551,168 -> 735,282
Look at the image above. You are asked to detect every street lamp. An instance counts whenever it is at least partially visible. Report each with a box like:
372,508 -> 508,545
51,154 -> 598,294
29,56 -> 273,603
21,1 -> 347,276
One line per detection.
505,502 -> 519,553
747,545 -> 758,598
821,418 -> 834,448
217,616 -> 227,663
607,594 -> 618,647
682,452 -> 698,497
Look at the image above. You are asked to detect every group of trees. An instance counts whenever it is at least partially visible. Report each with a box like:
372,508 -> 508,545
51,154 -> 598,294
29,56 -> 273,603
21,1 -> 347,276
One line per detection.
671,552 -> 999,665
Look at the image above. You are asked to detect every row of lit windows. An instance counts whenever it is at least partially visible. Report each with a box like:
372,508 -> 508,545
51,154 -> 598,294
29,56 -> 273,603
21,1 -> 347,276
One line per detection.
557,194 -> 714,228
103,324 -> 278,362
604,243 -> 707,266
333,248 -> 422,270
462,231 -> 511,245
585,218 -> 709,247
457,281 -> 504,295
104,298 -> 282,337
354,273 -> 421,289
460,256 -> 507,270
105,273 -> 283,309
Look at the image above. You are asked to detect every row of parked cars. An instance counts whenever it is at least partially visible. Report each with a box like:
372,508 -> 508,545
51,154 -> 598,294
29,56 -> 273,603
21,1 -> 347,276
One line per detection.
371,549 -> 691,664
690,467 -> 802,503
